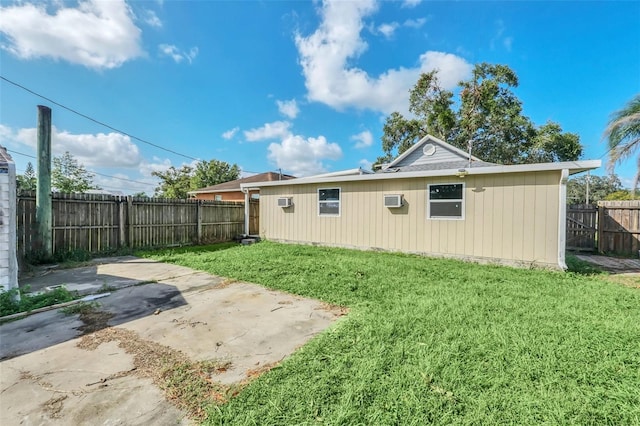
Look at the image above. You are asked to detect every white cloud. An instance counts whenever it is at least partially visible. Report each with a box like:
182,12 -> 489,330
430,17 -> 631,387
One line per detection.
503,36 -> 513,52
1,125 -> 142,168
268,134 -> 342,177
377,22 -> 399,38
295,0 -> 472,115
403,17 -> 426,28
402,0 -> 422,8
222,127 -> 239,140
351,130 -> 373,149
142,9 -> 162,28
139,157 -> 172,177
359,158 -> 373,171
0,0 -> 143,70
244,121 -> 291,142
277,99 -> 300,119
158,44 -> 198,64
491,19 -> 513,52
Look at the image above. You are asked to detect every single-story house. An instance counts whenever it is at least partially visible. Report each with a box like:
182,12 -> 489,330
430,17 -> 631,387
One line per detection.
189,171 -> 296,202
241,135 -> 600,269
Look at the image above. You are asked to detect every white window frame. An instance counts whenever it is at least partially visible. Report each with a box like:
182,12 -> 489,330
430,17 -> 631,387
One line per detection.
214,194 -> 222,201
318,187 -> 341,217
427,183 -> 465,220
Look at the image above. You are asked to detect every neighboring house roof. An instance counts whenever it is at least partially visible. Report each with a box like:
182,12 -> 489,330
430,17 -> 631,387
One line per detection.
85,189 -> 125,196
0,145 -> 14,165
240,135 -> 601,190
189,171 -> 296,194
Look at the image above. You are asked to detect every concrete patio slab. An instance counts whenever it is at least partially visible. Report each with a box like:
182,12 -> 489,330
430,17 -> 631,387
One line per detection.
1,256 -> 345,425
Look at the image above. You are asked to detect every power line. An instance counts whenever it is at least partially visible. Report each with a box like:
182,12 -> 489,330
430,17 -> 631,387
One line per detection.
1,75 -> 200,162
6,149 -> 156,188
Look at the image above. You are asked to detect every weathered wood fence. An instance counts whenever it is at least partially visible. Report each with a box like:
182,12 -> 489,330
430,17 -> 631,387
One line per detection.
566,201 -> 640,256
17,192 -> 259,260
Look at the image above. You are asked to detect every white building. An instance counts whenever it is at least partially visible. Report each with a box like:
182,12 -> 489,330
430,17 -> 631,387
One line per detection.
0,146 -> 18,292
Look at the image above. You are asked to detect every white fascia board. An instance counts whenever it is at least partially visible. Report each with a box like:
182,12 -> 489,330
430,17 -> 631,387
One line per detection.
241,160 -> 602,189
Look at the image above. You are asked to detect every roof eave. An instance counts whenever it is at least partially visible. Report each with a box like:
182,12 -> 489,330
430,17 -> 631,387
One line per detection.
240,160 -> 602,189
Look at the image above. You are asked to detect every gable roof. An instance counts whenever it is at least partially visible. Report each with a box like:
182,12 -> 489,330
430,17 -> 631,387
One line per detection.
382,135 -> 485,171
189,171 -> 296,194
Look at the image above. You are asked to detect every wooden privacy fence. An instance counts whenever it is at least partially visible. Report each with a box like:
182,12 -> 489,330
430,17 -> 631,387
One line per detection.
566,204 -> 597,252
566,201 -> 640,256
17,192 -> 259,259
597,200 -> 640,256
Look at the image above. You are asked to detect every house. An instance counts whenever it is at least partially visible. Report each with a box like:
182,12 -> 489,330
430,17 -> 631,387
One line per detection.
189,171 -> 296,202
240,135 -> 600,269
0,146 -> 18,291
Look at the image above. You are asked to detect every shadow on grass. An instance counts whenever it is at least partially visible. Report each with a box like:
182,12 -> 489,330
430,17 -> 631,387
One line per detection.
565,254 -> 605,275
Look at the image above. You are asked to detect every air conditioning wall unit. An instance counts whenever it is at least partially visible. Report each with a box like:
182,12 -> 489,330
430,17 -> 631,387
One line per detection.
277,197 -> 292,208
384,194 -> 403,208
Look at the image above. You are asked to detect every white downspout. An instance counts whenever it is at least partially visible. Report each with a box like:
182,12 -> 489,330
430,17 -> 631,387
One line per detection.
242,186 -> 250,236
558,169 -> 569,270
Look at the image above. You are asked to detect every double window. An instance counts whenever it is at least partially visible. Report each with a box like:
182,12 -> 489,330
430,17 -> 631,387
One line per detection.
318,188 -> 340,216
428,183 -> 464,219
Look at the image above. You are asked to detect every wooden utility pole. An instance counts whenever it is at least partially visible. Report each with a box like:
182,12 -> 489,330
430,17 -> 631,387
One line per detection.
36,105 -> 52,258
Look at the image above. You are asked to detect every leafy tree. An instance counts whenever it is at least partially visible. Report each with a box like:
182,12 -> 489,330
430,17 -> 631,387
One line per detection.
152,165 -> 194,199
604,190 -> 638,201
52,152 -> 100,193
17,162 -> 37,192
603,94 -> 640,193
152,159 -> 240,198
378,63 -> 583,166
528,121 -> 582,163
191,159 -> 240,189
131,191 -> 149,198
567,174 -> 622,204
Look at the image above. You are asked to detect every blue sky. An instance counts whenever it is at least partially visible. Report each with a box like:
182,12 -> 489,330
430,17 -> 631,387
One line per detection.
0,0 -> 638,195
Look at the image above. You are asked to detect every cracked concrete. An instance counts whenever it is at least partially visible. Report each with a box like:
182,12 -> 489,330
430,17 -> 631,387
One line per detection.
1,256 -> 345,425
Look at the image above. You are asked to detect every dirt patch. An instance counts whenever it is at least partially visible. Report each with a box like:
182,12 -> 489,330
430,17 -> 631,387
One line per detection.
43,395 -> 68,419
78,327 -> 235,421
76,309 -> 114,334
317,302 -> 349,317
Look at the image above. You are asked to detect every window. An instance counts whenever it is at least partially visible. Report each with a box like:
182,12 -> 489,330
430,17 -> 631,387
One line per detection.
428,183 -> 464,219
318,188 -> 340,216
251,193 -> 260,200
214,194 -> 222,201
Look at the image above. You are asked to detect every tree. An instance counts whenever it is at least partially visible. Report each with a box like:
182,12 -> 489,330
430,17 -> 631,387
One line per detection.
16,162 -> 37,192
152,159 -> 240,198
378,63 -> 583,166
566,174 -> 622,204
603,94 -> 640,193
152,165 -> 194,199
52,152 -> 100,193
528,121 -> 582,163
604,190 -> 638,201
191,159 -> 240,189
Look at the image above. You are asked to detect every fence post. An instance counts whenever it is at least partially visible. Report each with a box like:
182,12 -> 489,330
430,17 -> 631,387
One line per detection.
196,200 -> 202,244
127,196 -> 134,248
118,198 -> 126,248
597,204 -> 604,254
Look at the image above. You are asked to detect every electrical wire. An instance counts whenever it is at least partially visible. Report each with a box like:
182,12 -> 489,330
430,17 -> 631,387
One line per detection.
1,75 -> 200,162
6,149 -> 156,188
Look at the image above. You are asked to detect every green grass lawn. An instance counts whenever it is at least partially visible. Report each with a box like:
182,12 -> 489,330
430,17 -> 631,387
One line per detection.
141,242 -> 640,425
